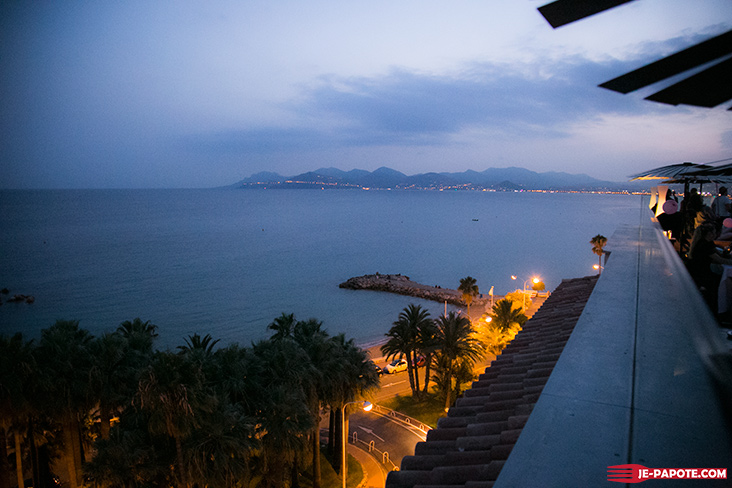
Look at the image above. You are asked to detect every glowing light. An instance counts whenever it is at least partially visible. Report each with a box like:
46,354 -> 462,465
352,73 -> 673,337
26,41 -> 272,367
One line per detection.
363,401 -> 373,412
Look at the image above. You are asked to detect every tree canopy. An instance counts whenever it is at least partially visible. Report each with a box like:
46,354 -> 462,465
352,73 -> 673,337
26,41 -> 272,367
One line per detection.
0,314 -> 378,488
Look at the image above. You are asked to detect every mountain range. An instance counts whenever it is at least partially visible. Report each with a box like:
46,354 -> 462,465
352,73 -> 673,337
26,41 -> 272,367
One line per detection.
233,166 -> 652,191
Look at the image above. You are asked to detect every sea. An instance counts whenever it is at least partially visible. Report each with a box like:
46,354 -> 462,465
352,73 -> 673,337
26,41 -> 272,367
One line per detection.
0,189 -> 644,349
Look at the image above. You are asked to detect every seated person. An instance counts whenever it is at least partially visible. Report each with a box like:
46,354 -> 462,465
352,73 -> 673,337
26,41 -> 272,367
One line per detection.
688,224 -> 732,309
718,218 -> 732,241
656,200 -> 682,239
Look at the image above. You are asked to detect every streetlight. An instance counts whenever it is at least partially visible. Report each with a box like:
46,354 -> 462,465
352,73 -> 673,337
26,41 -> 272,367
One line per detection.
511,275 -> 541,310
341,400 -> 372,488
593,264 -> 604,274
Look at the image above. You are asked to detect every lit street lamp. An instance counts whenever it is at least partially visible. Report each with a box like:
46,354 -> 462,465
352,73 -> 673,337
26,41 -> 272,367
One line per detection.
511,275 -> 542,310
341,400 -> 373,488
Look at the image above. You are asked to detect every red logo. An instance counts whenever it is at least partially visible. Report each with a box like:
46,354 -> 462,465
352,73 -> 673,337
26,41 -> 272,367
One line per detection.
608,464 -> 727,483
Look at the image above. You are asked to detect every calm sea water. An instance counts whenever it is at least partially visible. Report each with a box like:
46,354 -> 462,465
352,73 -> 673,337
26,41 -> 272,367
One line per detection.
0,189 -> 643,348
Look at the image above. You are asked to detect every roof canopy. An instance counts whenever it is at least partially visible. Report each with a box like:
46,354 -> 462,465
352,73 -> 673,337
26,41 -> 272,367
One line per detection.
538,0 -> 732,109
686,162 -> 732,179
628,162 -> 713,181
537,0 -> 635,28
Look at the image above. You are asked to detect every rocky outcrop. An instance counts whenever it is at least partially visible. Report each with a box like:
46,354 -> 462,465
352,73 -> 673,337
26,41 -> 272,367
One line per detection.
339,273 -> 488,307
1,289 -> 35,305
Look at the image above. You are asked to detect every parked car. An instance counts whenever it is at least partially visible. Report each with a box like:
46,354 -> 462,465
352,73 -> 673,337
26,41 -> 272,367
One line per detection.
383,358 -> 408,374
373,363 -> 383,376
413,356 -> 426,368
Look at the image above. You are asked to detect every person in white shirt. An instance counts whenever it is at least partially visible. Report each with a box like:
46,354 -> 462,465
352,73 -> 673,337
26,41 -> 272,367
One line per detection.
711,187 -> 731,228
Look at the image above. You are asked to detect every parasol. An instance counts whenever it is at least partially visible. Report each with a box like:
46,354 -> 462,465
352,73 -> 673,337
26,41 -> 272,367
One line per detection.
629,161 -> 718,197
628,161 -> 713,181
685,163 -> 732,180
630,162 -> 715,256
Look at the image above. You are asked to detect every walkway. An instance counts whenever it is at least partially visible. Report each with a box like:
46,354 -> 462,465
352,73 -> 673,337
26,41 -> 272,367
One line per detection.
350,444 -> 387,488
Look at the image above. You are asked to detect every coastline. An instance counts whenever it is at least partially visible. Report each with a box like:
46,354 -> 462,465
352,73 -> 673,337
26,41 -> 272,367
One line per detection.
361,339 -> 388,365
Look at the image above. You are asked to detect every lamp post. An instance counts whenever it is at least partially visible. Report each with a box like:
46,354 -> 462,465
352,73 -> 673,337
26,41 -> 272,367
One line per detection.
511,275 -> 541,310
341,400 -> 372,488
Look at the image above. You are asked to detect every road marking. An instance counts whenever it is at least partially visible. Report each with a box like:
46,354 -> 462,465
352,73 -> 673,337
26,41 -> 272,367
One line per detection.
358,426 -> 385,442
382,380 -> 407,387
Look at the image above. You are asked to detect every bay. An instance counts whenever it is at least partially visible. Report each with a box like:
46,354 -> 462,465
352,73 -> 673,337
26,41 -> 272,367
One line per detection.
0,189 -> 643,349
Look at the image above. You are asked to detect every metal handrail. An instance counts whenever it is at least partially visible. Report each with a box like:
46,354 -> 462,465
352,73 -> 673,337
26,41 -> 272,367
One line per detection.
371,403 -> 431,435
350,432 -> 399,471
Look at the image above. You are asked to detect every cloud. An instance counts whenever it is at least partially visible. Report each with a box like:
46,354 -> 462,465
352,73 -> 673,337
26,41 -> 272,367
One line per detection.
722,130 -> 732,151
186,55 -> 659,158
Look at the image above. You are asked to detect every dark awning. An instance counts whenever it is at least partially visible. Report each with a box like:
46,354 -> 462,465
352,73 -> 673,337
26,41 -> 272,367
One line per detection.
686,163 -> 732,179
628,162 -> 713,181
601,30 -> 732,108
538,0 -> 636,28
538,2 -> 732,109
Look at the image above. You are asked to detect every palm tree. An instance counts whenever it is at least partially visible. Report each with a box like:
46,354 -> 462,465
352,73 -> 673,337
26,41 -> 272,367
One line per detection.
458,276 -> 479,318
504,289 -> 531,313
265,314 -> 336,486
178,333 -> 220,355
182,402 -> 255,488
0,333 -> 36,488
292,318 -> 331,488
326,335 -> 380,475
415,317 -> 438,395
84,426 -> 153,488
591,234 -> 608,274
267,312 -> 296,341
88,332 -> 130,440
490,299 -> 528,332
249,338 -> 314,488
117,318 -> 158,355
135,351 -> 207,488
36,320 -> 95,488
381,318 -> 417,396
479,299 -> 528,355
433,312 -> 484,411
92,342 -> 255,488
206,346 -> 260,487
382,305 -> 432,398
452,358 -> 477,400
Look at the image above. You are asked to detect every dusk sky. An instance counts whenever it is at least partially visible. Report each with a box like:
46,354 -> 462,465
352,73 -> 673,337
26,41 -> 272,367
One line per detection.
1,0 -> 730,189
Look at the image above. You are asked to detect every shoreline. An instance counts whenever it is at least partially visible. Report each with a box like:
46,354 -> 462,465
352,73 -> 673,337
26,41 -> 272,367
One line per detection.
361,339 -> 388,365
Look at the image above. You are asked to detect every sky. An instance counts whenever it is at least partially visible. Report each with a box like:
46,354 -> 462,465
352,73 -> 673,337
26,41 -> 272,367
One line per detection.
1,0 -> 731,189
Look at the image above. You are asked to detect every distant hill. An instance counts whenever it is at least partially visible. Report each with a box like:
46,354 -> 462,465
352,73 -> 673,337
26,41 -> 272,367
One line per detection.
234,166 -> 654,191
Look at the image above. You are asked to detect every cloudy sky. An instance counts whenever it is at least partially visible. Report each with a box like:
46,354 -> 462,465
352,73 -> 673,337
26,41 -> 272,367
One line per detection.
1,0 -> 730,188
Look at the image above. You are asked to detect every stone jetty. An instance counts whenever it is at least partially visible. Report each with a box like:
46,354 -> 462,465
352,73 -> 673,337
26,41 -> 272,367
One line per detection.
339,273 -> 489,307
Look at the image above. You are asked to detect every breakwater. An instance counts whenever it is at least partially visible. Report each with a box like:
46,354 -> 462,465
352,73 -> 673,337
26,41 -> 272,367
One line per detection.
339,273 -> 490,307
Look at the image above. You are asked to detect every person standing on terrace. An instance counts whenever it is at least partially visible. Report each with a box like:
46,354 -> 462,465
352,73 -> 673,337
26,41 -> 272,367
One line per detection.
680,188 -> 705,254
711,186 -> 731,230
